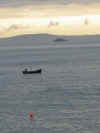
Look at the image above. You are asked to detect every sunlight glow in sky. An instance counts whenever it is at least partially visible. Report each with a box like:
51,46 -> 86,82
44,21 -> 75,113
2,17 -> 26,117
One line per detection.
0,2 -> 100,37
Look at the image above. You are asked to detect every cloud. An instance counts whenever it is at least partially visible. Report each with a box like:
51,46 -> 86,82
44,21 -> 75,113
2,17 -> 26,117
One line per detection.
7,24 -> 19,31
48,21 -> 59,28
0,14 -> 100,38
0,1 -> 100,37
0,3 -> 100,19
0,0 -> 100,7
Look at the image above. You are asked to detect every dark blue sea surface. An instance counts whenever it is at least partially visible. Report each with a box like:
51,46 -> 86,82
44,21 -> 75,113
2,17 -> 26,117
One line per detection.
0,42 -> 100,133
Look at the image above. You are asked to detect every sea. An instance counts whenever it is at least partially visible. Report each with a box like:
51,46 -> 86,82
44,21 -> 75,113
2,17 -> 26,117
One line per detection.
0,36 -> 100,133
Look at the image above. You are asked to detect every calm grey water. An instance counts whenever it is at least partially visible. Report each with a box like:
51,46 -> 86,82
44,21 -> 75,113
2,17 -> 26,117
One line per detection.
0,43 -> 100,133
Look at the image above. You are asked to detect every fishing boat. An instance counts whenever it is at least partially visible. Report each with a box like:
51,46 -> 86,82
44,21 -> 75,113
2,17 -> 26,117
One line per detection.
22,68 -> 42,74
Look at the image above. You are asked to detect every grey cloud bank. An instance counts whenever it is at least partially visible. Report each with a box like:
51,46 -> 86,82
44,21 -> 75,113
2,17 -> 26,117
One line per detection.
0,0 -> 100,7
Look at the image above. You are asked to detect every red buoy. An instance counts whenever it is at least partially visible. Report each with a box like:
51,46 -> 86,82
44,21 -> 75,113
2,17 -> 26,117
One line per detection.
29,112 -> 35,119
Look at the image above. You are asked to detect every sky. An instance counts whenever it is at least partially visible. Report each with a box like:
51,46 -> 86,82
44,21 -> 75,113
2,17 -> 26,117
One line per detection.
0,0 -> 100,37
0,0 -> 100,7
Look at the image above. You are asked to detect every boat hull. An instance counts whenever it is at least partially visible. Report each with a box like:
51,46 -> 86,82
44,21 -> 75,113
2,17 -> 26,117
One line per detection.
22,69 -> 42,74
